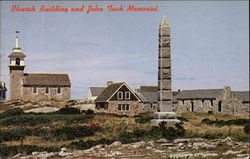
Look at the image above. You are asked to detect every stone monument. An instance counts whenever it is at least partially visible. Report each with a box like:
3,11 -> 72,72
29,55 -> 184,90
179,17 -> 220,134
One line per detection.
151,16 -> 180,125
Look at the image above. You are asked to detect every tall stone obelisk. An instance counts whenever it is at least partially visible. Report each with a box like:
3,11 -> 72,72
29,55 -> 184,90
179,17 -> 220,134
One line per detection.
158,15 -> 172,112
151,16 -> 179,125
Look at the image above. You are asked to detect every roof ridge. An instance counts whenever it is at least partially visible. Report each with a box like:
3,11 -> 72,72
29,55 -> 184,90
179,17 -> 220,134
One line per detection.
25,73 -> 68,75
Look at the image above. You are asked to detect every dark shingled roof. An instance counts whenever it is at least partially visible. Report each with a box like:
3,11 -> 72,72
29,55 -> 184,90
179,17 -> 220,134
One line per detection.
95,82 -> 124,102
175,89 -> 223,99
8,52 -> 26,57
22,73 -> 71,86
139,86 -> 158,92
140,92 -> 158,103
90,87 -> 106,97
232,91 -> 249,102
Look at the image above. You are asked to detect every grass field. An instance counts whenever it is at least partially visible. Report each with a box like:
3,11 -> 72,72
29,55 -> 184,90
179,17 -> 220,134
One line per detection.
0,102 -> 249,158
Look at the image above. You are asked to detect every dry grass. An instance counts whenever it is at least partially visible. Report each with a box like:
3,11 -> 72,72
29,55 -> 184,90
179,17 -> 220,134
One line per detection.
179,112 -> 249,141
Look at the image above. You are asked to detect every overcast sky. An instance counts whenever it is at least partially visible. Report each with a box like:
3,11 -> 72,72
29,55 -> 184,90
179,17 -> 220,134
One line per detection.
0,1 -> 249,99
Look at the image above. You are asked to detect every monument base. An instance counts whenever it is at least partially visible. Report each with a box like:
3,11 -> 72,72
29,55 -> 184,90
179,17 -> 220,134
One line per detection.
150,112 -> 180,125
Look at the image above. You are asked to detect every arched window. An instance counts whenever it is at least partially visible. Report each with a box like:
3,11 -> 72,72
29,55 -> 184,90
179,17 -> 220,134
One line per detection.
16,58 -> 20,65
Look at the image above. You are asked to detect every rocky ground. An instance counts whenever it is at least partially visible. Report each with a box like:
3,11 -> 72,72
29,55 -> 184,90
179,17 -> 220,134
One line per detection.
12,137 -> 249,159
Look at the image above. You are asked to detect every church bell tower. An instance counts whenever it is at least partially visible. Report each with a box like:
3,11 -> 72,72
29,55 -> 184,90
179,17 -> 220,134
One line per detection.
8,31 -> 26,100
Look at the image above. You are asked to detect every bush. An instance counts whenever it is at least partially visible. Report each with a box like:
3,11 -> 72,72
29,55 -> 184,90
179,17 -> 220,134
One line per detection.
0,108 -> 24,119
135,116 -> 152,123
159,122 -> 186,140
43,126 -> 100,141
67,138 -> 114,150
54,106 -> 81,114
177,116 -> 188,122
85,109 -> 94,115
244,123 -> 250,135
201,118 -> 250,126
0,144 -> 60,158
0,114 -> 93,127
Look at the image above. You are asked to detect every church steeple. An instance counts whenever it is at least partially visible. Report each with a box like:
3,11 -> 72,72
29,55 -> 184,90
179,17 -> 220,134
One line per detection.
13,31 -> 22,52
8,31 -> 26,71
8,31 -> 26,100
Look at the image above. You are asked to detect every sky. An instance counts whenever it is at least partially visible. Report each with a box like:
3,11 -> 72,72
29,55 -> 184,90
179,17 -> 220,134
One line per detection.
0,1 -> 249,99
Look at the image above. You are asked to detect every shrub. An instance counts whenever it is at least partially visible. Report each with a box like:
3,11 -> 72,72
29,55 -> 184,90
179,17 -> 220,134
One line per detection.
0,144 -> 60,158
201,118 -> 250,126
54,106 -> 81,114
43,126 -> 100,141
67,138 -> 114,150
244,123 -> 250,134
177,116 -> 188,122
0,108 -> 24,119
135,116 -> 152,123
159,122 -> 186,140
0,114 -> 93,127
85,109 -> 94,115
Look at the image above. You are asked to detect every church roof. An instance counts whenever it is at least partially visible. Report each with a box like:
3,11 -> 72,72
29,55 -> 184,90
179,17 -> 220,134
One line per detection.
232,91 -> 249,102
175,89 -> 223,100
90,87 -> 106,97
22,73 -> 71,87
95,82 -> 124,102
8,51 -> 26,57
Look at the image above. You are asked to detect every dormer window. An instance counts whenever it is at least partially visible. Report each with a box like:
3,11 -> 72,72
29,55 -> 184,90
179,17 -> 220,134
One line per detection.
125,92 -> 130,99
16,58 -> 20,65
117,92 -> 123,99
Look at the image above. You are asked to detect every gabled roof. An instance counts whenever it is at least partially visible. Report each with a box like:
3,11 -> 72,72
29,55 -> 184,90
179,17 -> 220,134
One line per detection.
90,87 -> 106,97
232,91 -> 249,102
8,52 -> 26,58
95,82 -> 141,102
22,73 -> 71,87
95,82 -> 124,102
175,89 -> 223,100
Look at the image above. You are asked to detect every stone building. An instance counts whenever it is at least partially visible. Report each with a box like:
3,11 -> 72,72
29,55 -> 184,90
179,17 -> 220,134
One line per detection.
8,32 -> 71,102
174,86 -> 249,115
0,81 -> 7,100
94,82 -> 143,116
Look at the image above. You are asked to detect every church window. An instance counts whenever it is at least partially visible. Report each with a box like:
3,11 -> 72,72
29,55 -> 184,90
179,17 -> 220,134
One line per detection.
125,92 -> 130,99
33,87 -> 37,94
57,86 -> 61,94
117,92 -> 123,99
45,87 -> 50,94
16,58 -> 20,65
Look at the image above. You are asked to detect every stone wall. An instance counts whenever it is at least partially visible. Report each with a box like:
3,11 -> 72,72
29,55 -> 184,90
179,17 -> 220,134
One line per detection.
10,69 -> 24,100
173,99 -> 214,113
173,87 -> 249,115
214,89 -> 249,115
22,86 -> 71,102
